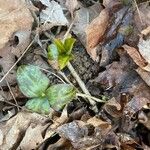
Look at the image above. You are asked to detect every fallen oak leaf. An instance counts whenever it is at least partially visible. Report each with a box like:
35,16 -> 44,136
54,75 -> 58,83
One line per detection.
86,9 -> 109,61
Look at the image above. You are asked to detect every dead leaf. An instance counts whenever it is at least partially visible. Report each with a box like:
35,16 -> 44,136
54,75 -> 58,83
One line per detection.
134,2 -> 150,32
122,44 -> 147,68
86,9 -> 109,61
103,0 -> 122,9
65,0 -> 78,18
40,0 -> 68,26
0,111 -> 49,149
0,0 -> 33,86
72,3 -> 102,47
141,26 -> 150,36
103,97 -> 122,118
87,116 -> 111,129
138,37 -> 150,71
136,67 -> 150,87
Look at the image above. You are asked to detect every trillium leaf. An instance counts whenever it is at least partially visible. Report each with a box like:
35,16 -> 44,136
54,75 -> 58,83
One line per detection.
25,98 -> 51,114
46,84 -> 76,110
17,65 -> 49,98
58,55 -> 72,70
54,39 -> 66,53
64,38 -> 76,54
47,44 -> 59,60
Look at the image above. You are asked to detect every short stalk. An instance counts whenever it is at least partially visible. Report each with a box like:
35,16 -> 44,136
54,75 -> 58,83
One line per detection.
76,93 -> 106,103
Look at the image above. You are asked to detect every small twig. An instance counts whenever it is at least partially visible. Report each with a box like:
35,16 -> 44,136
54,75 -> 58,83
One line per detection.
58,71 -> 73,85
39,67 -> 66,83
3,76 -> 20,111
0,36 -> 36,83
0,86 -> 23,109
76,93 -> 106,103
133,0 -> 143,25
67,62 -> 95,105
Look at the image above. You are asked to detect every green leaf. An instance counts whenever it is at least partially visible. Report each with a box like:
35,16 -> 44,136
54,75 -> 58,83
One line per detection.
47,44 -> 59,60
64,38 -> 76,54
17,65 -> 49,98
58,54 -> 72,70
54,39 -> 66,53
26,98 -> 51,114
46,84 -> 76,110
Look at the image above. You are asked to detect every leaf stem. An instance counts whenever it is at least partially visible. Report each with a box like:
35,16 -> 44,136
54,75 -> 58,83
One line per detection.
67,62 -> 96,105
76,93 -> 106,103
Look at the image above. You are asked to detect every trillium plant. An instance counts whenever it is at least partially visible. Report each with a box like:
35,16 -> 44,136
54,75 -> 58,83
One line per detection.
17,65 -> 77,114
47,37 -> 76,70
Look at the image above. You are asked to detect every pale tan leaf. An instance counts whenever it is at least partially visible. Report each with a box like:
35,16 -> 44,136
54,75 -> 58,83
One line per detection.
65,0 -> 78,18
136,67 -> 150,87
86,9 -> 109,61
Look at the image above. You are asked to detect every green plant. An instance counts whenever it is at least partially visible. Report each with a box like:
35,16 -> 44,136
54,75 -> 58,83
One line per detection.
47,37 -> 76,70
17,65 -> 76,114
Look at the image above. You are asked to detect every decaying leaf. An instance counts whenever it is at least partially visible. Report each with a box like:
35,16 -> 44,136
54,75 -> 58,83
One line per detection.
40,0 -> 68,26
134,2 -> 150,32
138,37 -> 150,71
122,44 -> 147,68
72,3 -> 102,47
65,0 -> 79,18
103,97 -> 122,118
86,9 -> 109,61
0,111 -> 49,149
0,0 -> 33,86
136,67 -> 150,87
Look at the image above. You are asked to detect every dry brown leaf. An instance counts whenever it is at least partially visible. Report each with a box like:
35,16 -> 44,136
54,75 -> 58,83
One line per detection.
72,3 -> 102,47
65,0 -> 78,18
86,9 -> 109,61
103,0 -> 122,9
141,26 -> 150,36
138,37 -> 150,71
103,97 -> 122,118
87,116 -> 111,129
136,67 -> 150,87
0,111 -> 49,149
122,44 -> 147,68
0,0 -> 33,86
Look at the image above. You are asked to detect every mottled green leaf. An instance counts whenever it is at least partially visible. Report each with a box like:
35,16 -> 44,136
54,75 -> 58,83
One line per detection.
64,38 -> 76,54
58,55 -> 72,70
26,98 -> 50,114
17,65 -> 49,97
47,44 -> 59,60
54,39 -> 66,53
46,84 -> 76,110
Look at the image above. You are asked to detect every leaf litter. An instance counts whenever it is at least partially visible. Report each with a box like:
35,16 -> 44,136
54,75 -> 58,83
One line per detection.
0,0 -> 150,149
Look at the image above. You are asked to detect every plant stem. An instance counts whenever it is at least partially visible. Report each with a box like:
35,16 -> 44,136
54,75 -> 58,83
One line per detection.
67,62 -> 96,105
76,93 -> 106,103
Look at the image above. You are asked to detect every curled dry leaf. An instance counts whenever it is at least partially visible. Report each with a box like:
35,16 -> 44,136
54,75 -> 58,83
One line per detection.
86,9 -> 109,61
103,97 -> 122,118
0,0 -> 33,86
0,111 -> 49,149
